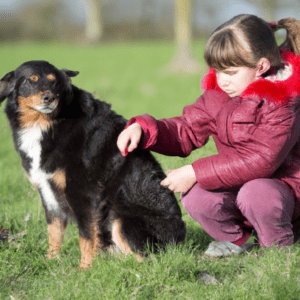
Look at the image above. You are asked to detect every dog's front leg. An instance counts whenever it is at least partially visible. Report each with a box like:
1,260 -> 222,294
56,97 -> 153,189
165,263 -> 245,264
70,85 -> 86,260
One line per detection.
111,219 -> 143,262
78,236 -> 96,269
47,216 -> 67,259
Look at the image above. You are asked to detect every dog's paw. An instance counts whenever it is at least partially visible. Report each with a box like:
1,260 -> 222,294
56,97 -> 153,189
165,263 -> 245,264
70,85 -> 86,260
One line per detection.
47,249 -> 60,260
76,263 -> 91,270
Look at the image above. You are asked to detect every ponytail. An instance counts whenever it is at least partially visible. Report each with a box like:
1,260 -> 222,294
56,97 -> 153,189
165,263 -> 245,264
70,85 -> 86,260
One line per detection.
269,18 -> 300,55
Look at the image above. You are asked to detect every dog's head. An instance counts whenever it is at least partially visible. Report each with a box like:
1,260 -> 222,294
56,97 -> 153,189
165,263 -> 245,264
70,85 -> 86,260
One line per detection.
0,61 -> 79,126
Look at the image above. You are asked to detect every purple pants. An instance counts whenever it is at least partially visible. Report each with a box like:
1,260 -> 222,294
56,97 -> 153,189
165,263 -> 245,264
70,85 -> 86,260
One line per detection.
181,178 -> 300,247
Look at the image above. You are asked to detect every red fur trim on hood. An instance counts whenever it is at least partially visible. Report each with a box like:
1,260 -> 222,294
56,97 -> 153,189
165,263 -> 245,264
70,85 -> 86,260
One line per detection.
200,50 -> 300,105
200,68 -> 223,93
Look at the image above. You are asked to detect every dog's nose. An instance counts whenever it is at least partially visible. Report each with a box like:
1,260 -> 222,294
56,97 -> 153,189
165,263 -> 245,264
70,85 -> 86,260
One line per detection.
41,92 -> 55,104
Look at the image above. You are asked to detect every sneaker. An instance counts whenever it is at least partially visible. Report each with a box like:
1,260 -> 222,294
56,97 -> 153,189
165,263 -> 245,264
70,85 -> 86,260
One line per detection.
204,241 -> 256,258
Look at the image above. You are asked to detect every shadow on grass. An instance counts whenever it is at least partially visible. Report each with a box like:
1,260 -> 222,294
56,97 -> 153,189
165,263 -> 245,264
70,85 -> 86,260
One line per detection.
184,223 -> 214,253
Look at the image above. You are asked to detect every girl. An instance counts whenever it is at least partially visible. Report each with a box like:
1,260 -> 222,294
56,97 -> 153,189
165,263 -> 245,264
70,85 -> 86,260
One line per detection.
117,14 -> 300,256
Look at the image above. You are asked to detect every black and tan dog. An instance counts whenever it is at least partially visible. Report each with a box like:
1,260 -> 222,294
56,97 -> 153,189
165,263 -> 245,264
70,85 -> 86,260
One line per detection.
0,61 -> 186,269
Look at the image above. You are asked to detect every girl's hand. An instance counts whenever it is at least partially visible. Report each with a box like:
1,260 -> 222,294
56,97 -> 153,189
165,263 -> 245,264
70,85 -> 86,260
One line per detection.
161,165 -> 197,194
117,123 -> 142,157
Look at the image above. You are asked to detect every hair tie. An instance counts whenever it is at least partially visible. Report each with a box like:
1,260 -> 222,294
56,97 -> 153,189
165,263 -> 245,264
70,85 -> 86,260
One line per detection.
268,22 -> 281,32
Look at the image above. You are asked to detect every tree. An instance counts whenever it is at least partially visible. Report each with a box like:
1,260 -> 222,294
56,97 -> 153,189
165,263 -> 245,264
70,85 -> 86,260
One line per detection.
165,0 -> 201,74
17,0 -> 63,42
84,0 -> 103,43
249,0 -> 277,21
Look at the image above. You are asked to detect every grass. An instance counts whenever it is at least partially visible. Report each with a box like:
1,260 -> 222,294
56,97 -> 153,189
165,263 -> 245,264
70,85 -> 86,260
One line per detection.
0,41 -> 300,300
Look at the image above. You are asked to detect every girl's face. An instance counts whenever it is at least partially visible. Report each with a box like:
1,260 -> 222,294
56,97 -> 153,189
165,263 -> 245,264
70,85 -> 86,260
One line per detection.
216,66 -> 258,97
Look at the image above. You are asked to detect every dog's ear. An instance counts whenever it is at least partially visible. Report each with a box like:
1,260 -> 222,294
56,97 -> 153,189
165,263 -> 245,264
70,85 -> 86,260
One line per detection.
61,69 -> 79,79
0,71 -> 15,103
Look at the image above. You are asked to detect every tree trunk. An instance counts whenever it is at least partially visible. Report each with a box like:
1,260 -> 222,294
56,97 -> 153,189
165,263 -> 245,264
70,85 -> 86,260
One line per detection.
250,0 -> 277,22
84,0 -> 103,43
165,0 -> 201,74
261,0 -> 277,22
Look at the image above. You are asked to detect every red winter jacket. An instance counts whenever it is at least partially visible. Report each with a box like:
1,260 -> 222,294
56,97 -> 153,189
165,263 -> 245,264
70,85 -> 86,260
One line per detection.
127,50 -> 300,199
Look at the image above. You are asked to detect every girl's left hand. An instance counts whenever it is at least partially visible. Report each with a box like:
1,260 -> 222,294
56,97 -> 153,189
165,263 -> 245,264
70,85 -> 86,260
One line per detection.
161,165 -> 197,194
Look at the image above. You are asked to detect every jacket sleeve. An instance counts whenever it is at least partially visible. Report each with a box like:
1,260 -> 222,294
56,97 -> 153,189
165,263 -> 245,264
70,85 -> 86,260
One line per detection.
192,96 -> 300,190
126,92 -> 217,157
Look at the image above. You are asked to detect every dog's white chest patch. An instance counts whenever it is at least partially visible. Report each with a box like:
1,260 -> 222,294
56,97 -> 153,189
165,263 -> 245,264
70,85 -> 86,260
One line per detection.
19,127 -> 60,213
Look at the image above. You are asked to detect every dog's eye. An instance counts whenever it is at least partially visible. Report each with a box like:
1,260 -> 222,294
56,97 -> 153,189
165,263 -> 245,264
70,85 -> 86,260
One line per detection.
47,74 -> 56,81
30,75 -> 39,82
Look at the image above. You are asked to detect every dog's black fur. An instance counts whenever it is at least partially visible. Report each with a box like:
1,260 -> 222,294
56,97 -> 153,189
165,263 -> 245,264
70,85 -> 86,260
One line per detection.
0,61 -> 186,268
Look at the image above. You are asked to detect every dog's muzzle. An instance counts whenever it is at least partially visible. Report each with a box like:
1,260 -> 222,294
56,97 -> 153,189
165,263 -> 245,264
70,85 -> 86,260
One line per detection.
42,92 -> 56,104
35,92 -> 58,114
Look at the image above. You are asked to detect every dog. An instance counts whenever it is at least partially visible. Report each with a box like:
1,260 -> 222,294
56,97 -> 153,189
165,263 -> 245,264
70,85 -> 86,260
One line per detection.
0,60 -> 186,269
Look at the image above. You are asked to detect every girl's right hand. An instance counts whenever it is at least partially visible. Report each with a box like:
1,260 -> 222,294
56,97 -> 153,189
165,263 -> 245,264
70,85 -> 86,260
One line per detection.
117,123 -> 143,157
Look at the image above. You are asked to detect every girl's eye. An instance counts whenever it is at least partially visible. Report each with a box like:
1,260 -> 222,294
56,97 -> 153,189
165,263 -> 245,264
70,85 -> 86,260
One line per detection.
224,71 -> 238,76
216,70 -> 237,76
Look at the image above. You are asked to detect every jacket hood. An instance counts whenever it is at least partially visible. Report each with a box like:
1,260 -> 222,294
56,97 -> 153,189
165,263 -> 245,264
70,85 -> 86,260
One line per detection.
200,50 -> 300,105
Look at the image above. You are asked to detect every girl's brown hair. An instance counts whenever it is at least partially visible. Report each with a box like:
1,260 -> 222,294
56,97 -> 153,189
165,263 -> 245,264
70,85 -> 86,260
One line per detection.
204,14 -> 288,71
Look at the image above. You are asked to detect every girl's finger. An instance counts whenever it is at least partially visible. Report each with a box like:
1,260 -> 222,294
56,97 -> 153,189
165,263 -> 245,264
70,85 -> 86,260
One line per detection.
127,140 -> 138,152
120,140 -> 129,157
168,185 -> 175,192
161,178 -> 168,186
117,132 -> 128,154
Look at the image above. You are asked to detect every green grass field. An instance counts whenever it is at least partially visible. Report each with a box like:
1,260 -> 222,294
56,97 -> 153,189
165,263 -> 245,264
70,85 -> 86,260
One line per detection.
0,41 -> 300,300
